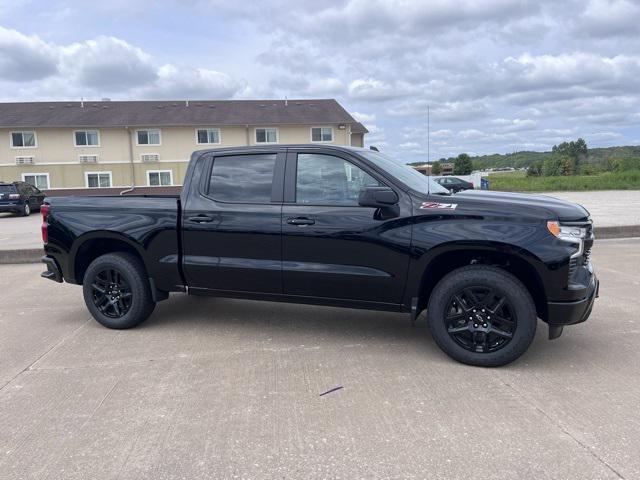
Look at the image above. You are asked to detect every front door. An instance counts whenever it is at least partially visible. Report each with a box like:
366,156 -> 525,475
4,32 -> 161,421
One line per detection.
182,151 -> 285,293
281,150 -> 412,305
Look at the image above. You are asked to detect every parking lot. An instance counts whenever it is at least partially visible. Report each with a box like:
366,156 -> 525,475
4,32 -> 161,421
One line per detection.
1,238 -> 639,479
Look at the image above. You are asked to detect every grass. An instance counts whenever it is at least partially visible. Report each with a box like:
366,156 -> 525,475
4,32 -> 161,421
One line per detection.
487,170 -> 640,192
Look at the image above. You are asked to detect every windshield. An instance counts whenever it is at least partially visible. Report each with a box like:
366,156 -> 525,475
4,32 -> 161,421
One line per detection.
357,150 -> 450,195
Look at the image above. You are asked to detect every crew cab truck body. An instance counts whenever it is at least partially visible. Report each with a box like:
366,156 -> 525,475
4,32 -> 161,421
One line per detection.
41,145 -> 599,366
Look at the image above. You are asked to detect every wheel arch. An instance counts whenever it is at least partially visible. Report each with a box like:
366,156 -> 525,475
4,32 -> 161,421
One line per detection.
411,242 -> 548,321
71,232 -> 149,285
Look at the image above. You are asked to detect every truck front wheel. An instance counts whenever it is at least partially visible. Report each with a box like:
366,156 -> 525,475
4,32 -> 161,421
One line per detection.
427,265 -> 537,367
82,252 -> 156,329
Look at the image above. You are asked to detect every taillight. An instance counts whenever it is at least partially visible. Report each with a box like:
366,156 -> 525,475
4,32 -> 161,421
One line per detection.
41,204 -> 50,244
9,193 -> 19,199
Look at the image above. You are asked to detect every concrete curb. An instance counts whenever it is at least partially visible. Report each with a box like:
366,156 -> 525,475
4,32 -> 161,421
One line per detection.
0,248 -> 44,265
0,226 -> 638,265
595,225 -> 640,239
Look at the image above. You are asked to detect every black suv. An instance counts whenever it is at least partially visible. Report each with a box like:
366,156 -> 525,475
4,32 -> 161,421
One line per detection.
435,176 -> 474,193
0,181 -> 46,216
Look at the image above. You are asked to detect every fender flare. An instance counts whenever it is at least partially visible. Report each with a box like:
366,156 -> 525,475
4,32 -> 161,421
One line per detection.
403,240 -> 547,307
69,230 -> 149,282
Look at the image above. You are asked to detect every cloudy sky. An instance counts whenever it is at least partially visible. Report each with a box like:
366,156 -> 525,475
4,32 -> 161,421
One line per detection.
1,0 -> 639,162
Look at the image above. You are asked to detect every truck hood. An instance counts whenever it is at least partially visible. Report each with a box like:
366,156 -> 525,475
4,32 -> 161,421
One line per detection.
415,190 -> 590,222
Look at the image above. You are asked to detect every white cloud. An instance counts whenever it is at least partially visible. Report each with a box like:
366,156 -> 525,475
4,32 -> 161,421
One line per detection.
576,0 -> 640,37
60,36 -> 157,90
141,64 -> 240,99
351,111 -> 376,123
398,141 -> 420,149
0,31 -> 244,101
0,26 -> 58,81
305,77 -> 345,95
348,78 -> 415,101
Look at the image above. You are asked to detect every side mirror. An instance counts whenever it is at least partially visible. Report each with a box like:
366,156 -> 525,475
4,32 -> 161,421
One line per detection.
358,186 -> 398,208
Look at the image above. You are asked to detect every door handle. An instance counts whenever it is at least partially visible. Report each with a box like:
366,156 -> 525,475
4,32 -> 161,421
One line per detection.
187,214 -> 214,224
286,217 -> 315,226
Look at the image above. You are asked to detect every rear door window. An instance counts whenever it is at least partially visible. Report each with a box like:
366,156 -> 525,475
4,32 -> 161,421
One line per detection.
208,154 -> 277,203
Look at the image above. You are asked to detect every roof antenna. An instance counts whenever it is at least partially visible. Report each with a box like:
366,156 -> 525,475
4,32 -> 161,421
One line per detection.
427,105 -> 430,195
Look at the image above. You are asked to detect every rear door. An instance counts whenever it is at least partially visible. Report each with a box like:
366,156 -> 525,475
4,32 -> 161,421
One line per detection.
281,149 -> 412,304
26,184 -> 44,208
181,149 -> 285,293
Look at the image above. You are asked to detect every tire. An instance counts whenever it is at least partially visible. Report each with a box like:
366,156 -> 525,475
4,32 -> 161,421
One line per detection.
20,203 -> 31,216
82,252 -> 155,329
427,265 -> 537,367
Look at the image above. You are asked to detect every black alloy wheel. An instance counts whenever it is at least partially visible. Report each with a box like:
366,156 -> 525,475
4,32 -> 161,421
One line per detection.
444,287 -> 517,353
82,252 -> 156,329
427,265 -> 537,367
90,268 -> 133,318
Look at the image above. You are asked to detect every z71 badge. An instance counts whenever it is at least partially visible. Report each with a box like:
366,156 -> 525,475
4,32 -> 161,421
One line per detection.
420,202 -> 458,210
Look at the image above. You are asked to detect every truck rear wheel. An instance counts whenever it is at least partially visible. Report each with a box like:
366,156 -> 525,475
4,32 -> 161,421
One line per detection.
82,252 -> 155,329
427,265 -> 537,367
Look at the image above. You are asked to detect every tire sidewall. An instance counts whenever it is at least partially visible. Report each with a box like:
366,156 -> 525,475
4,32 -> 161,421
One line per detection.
82,253 -> 154,329
427,266 -> 537,367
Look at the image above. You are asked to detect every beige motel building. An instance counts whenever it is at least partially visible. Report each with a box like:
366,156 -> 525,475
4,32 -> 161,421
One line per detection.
0,99 -> 367,194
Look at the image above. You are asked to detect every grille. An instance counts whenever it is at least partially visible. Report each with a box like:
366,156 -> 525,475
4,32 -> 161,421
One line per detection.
568,257 -> 580,278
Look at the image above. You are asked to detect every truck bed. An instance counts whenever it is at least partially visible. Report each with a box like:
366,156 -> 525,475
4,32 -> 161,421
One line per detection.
44,195 -> 182,291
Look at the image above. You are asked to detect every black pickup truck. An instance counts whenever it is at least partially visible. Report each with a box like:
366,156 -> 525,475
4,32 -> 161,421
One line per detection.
41,145 -> 598,366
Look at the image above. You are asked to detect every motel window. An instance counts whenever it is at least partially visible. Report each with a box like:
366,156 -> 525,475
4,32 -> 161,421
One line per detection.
11,131 -> 37,148
74,130 -> 100,146
311,127 -> 333,142
136,129 -> 161,145
196,128 -> 221,145
22,173 -> 50,190
255,128 -> 278,144
86,172 -> 112,188
147,170 -> 173,186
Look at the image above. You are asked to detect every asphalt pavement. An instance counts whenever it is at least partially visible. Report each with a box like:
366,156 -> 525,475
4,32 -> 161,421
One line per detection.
0,238 -> 639,479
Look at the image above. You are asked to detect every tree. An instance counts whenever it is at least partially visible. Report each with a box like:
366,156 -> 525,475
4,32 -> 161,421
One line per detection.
559,155 -> 576,176
454,153 -> 473,175
431,161 -> 442,175
543,157 -> 562,176
527,160 -> 543,177
552,138 -> 588,174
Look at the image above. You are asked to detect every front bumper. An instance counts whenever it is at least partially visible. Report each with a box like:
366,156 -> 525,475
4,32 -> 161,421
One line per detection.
546,271 -> 599,337
41,255 -> 63,283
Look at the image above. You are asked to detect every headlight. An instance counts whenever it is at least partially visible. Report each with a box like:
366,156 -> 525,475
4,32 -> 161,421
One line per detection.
547,221 -> 587,259
546,221 -> 588,240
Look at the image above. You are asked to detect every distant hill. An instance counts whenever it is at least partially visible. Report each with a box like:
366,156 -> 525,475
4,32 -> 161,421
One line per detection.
411,145 -> 640,170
